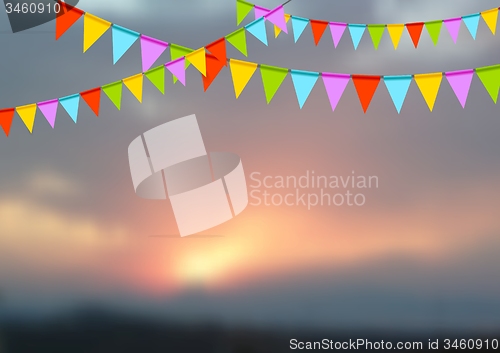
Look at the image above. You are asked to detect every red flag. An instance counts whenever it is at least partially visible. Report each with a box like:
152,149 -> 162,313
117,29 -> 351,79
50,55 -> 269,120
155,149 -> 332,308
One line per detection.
406,22 -> 424,48
81,88 -> 101,116
56,1 -> 84,40
203,54 -> 225,91
352,75 -> 381,113
206,38 -> 227,67
0,108 -> 15,137
310,20 -> 329,46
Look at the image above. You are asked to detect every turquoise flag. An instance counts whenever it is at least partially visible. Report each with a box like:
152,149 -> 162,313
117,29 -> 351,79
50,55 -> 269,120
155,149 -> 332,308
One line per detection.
112,25 -> 140,64
291,16 -> 309,43
462,13 -> 480,40
245,18 -> 268,46
291,70 -> 319,108
383,75 -> 412,113
59,94 -> 80,123
348,24 -> 366,50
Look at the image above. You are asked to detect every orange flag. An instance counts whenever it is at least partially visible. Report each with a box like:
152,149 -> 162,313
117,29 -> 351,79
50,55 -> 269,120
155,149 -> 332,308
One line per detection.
203,54 -> 225,91
56,1 -> 84,40
406,22 -> 424,48
310,20 -> 329,46
81,88 -> 101,116
0,108 -> 15,137
352,75 -> 381,113
206,38 -> 227,67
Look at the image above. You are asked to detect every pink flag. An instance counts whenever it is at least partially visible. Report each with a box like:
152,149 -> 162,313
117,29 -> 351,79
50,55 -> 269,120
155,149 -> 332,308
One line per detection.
38,99 -> 59,128
322,73 -> 350,111
265,5 -> 288,33
445,69 -> 474,108
329,22 -> 347,48
444,18 -> 461,43
165,57 -> 186,86
254,5 -> 269,20
141,35 -> 169,72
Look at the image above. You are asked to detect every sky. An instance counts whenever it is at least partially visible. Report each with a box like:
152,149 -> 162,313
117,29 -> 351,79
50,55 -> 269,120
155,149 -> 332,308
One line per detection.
1,0 -> 500,331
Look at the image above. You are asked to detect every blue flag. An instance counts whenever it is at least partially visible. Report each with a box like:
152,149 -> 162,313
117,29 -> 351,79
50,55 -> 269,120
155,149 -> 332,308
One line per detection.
291,70 -> 319,109
291,16 -> 309,43
462,14 -> 480,40
245,18 -> 268,46
59,94 -> 80,123
383,75 -> 412,114
348,24 -> 366,50
112,25 -> 140,64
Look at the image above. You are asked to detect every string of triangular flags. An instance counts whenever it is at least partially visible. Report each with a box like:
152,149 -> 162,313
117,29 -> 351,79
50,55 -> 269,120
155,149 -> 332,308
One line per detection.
237,0 -> 500,49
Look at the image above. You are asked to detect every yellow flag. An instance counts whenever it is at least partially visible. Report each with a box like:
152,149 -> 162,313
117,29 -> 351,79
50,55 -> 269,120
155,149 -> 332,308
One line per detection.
186,48 -> 207,76
16,104 -> 37,133
229,59 -> 258,98
481,8 -> 498,35
84,13 -> 111,52
387,24 -> 405,50
414,72 -> 443,112
274,14 -> 291,38
123,74 -> 144,103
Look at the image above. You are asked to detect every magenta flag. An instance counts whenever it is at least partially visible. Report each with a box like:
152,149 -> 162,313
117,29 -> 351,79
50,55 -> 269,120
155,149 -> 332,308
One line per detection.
165,57 -> 186,86
265,6 -> 288,33
322,73 -> 350,111
445,69 -> 474,108
254,5 -> 269,20
329,22 -> 347,48
141,35 -> 168,72
38,99 -> 59,128
444,18 -> 461,43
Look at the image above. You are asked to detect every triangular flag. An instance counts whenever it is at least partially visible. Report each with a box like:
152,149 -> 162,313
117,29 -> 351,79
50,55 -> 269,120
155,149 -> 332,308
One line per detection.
463,14 -> 480,39
206,38 -> 227,66
83,13 -> 111,52
80,88 -> 101,116
266,5 -> 287,34
310,20 -> 329,45
291,70 -> 319,109
425,20 -> 442,46
476,65 -> 500,103
102,81 -> 123,109
445,69 -> 474,108
274,14 -> 291,38
16,104 -> 37,133
229,59 -> 258,98
406,22 -> 424,48
186,48 -> 207,76
383,76 -> 412,113
226,28 -> 248,56
330,22 -> 347,48
237,0 -> 254,25
170,44 -> 193,84
55,2 -> 83,40
260,65 -> 288,104
203,54 -> 225,91
367,24 -> 385,50
444,18 -> 461,43
59,94 -> 79,123
481,8 -> 498,35
123,74 -> 144,103
254,5 -> 269,20
414,72 -> 443,111
322,73 -> 350,111
145,66 -> 165,94
38,99 -> 59,128
165,57 -> 186,86
140,35 -> 168,72
112,25 -> 140,64
348,24 -> 366,50
292,16 -> 309,43
352,75 -> 381,113
245,18 -> 268,46
0,108 -> 15,136
387,24 -> 405,49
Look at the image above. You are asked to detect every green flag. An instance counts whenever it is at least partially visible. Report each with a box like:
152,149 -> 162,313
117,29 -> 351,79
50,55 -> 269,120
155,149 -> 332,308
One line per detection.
102,81 -> 122,110
367,25 -> 385,50
145,65 -> 165,94
425,20 -> 442,46
226,28 -> 248,57
476,65 -> 500,103
170,43 -> 193,83
237,0 -> 254,26
260,64 -> 288,104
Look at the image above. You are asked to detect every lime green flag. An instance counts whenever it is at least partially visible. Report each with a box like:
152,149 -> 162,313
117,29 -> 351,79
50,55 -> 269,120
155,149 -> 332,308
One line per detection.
102,81 -> 122,110
367,25 -> 385,50
260,64 -> 288,104
145,65 -> 165,94
237,0 -> 254,26
476,64 -> 500,103
170,43 -> 193,83
226,28 -> 248,57
425,20 -> 442,46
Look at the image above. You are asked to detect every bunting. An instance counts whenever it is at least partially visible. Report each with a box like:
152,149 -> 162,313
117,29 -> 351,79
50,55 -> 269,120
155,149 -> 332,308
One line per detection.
352,75 -> 381,113
123,74 -> 144,103
230,59 -> 258,98
38,99 -> 59,128
414,73 -> 443,111
291,70 -> 320,109
102,81 -> 123,110
80,88 -> 101,116
140,35 -> 168,73
145,66 -> 166,94
383,76 -> 412,114
112,25 -> 140,64
260,65 -> 289,103
83,13 -> 111,52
